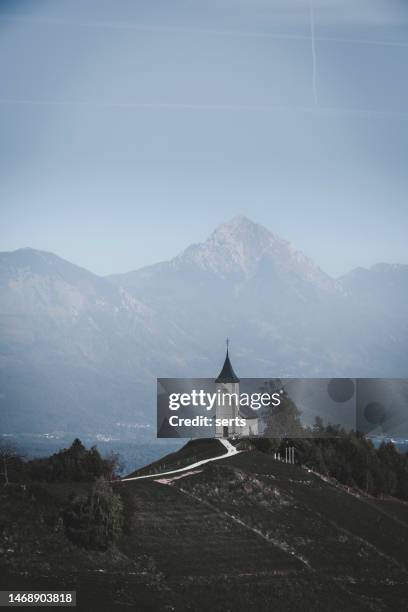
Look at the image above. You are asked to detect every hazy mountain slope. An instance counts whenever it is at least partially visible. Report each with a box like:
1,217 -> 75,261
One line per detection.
109,216 -> 339,299
0,248 -> 169,433
339,263 -> 408,374
340,263 -> 408,319
0,218 -> 407,437
110,216 -> 407,378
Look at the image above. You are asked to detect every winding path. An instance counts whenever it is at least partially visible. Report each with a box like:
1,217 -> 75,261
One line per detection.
121,439 -> 239,482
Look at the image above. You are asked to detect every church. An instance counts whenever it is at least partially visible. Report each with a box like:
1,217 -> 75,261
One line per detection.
215,342 -> 259,438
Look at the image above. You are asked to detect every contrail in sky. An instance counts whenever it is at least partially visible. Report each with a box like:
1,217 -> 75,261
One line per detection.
310,0 -> 318,106
0,98 -> 408,120
1,14 -> 408,48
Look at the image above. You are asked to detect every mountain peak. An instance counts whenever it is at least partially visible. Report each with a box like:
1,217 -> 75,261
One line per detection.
216,215 -> 260,230
211,215 -> 273,242
171,216 -> 336,292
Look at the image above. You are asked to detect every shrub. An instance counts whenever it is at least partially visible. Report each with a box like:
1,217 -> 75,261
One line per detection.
63,478 -> 123,550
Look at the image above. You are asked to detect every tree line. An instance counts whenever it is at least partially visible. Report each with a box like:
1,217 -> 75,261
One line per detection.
256,389 -> 408,500
0,439 -> 125,551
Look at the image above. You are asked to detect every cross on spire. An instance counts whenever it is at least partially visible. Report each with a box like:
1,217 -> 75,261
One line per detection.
215,337 -> 239,383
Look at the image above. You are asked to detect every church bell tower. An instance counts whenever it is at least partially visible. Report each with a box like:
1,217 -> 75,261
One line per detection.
215,339 -> 240,438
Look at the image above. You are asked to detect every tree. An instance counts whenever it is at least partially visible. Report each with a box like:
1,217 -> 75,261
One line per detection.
263,389 -> 303,439
64,478 -> 123,550
103,450 -> 125,480
28,439 -> 115,482
0,442 -> 23,486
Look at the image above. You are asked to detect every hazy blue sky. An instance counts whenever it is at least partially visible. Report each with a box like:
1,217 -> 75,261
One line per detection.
1,0 -> 408,277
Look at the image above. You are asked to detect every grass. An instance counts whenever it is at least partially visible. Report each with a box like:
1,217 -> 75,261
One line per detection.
126,438 -> 225,477
1,441 -> 408,610
117,479 -> 301,577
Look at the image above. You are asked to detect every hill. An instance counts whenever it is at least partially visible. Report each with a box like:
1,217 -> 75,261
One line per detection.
1,438 -> 408,610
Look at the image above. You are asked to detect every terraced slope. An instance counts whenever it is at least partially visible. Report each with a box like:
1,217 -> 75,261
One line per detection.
114,447 -> 408,610
2,442 -> 408,610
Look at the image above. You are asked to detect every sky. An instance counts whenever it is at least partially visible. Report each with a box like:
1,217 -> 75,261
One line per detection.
0,0 -> 408,277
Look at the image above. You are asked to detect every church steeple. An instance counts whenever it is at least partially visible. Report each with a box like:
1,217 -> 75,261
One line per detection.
215,339 -> 240,383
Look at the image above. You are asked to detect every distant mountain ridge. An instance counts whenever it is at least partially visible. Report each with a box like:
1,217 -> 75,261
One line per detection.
0,216 -> 407,435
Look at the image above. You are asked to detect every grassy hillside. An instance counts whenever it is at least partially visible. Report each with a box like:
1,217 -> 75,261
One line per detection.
115,449 -> 408,610
127,438 -> 225,477
1,440 -> 408,610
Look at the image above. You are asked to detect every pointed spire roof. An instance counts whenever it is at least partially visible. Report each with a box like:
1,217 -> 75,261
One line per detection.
215,340 -> 240,383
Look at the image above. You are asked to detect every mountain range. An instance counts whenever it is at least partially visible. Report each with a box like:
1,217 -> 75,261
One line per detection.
0,216 -> 407,436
